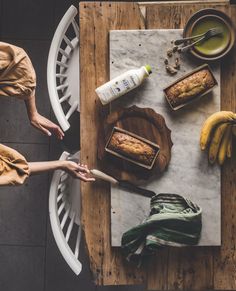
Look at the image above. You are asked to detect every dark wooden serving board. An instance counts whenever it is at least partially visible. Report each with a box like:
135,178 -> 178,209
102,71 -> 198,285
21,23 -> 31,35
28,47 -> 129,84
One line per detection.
98,105 -> 173,183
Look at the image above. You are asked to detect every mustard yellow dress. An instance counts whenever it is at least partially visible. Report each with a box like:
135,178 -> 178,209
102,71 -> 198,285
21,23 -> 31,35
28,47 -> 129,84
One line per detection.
0,41 -> 36,99
0,42 -> 36,185
0,144 -> 29,186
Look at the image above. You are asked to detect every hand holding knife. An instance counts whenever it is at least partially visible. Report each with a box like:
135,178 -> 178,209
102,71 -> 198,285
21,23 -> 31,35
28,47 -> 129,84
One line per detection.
90,169 -> 156,198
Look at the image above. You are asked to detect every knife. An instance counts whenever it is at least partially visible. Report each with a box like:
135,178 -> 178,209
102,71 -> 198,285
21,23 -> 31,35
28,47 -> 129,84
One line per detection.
90,169 -> 156,198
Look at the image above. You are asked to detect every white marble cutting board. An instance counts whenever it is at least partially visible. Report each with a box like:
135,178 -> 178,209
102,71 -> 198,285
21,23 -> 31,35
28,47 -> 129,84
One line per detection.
109,29 -> 221,246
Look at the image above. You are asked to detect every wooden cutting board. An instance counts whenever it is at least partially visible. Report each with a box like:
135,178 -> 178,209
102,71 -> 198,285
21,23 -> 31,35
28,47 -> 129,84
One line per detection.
98,105 -> 173,183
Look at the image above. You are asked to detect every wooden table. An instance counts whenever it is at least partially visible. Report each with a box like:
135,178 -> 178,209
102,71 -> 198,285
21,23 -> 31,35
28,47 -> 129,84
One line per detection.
80,2 -> 236,290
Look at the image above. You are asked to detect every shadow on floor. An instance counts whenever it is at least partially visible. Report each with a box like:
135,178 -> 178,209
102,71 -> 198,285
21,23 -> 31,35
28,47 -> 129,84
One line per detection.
61,110 -> 80,153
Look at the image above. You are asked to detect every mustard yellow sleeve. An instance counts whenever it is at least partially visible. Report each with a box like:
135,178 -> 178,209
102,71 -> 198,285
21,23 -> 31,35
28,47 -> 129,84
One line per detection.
0,144 -> 29,186
0,42 -> 36,100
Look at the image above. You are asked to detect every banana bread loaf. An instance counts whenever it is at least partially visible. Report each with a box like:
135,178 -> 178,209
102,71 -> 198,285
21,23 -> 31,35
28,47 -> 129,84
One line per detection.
108,132 -> 156,165
165,68 -> 215,108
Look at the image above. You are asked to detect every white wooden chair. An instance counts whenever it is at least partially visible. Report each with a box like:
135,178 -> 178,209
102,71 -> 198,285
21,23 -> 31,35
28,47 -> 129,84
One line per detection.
47,5 -> 80,132
49,151 -> 82,275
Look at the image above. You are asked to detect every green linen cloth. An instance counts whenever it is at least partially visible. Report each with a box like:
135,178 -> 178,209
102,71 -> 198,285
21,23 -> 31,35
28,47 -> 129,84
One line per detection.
121,193 -> 202,263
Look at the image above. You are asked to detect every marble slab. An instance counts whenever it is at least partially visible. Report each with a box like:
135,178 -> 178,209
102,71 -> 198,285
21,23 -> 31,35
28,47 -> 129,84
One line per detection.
109,29 -> 221,246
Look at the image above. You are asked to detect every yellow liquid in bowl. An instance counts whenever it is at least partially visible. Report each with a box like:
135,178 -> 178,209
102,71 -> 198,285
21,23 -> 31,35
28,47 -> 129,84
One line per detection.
191,17 -> 230,56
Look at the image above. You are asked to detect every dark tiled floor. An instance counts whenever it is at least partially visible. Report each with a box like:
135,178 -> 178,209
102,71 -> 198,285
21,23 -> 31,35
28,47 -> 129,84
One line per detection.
0,1 -> 147,290
0,246 -> 45,291
1,0 -> 55,40
45,220 -> 96,291
0,143 -> 49,246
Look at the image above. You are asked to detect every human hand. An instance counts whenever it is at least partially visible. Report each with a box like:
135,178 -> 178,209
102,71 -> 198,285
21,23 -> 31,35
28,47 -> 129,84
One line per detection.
62,161 -> 95,182
30,112 -> 64,140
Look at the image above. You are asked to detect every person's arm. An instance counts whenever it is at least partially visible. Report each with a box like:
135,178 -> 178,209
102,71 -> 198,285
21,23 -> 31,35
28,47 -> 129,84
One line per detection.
28,160 -> 95,182
25,93 -> 64,140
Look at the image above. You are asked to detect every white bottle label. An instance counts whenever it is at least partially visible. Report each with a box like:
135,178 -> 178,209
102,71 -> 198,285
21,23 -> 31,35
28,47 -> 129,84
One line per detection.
97,73 -> 139,104
95,66 -> 150,105
111,75 -> 137,95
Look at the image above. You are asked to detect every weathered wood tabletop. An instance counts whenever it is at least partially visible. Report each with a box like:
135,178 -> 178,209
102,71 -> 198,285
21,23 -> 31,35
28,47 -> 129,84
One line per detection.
80,1 -> 236,290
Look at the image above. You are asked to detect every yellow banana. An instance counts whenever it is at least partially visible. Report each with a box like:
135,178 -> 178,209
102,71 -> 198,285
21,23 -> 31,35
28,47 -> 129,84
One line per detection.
208,123 -> 228,164
200,111 -> 236,150
218,125 -> 232,165
227,127 -> 232,158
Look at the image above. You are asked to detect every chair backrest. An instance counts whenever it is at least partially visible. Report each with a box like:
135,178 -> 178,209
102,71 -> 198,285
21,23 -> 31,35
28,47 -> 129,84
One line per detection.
47,5 -> 80,132
49,151 -> 82,275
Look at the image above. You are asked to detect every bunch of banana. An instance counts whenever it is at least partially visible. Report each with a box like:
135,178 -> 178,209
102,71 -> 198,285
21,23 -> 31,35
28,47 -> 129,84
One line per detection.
200,111 -> 236,165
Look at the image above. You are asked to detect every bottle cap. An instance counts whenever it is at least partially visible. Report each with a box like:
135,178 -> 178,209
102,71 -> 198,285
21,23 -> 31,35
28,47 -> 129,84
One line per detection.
145,65 -> 152,75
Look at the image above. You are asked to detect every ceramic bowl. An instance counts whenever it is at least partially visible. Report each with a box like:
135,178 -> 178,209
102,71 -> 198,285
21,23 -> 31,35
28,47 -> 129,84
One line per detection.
190,14 -> 231,57
183,8 -> 235,61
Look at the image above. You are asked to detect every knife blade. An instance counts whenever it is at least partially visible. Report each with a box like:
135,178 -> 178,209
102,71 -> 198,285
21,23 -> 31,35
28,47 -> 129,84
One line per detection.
90,169 -> 156,198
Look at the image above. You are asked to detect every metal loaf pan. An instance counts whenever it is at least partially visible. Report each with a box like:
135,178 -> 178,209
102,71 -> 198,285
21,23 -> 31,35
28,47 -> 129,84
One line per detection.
163,64 -> 218,110
105,127 -> 160,170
